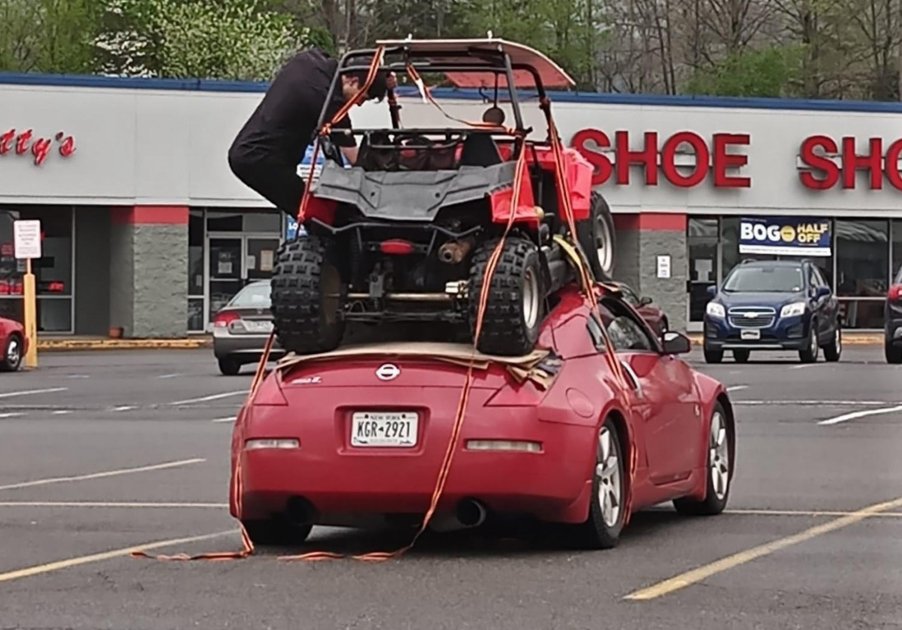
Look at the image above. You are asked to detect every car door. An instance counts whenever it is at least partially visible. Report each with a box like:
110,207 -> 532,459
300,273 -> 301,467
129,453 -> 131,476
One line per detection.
597,297 -> 702,484
809,266 -> 835,340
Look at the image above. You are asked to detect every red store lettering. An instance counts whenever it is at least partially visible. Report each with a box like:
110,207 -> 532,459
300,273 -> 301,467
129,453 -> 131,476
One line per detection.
799,134 -> 902,190
0,128 -> 77,165
569,129 -> 752,188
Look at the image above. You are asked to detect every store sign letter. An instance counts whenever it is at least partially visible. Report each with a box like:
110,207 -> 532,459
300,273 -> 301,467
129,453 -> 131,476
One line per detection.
0,128 -> 77,166
569,129 -> 751,188
798,134 -> 902,190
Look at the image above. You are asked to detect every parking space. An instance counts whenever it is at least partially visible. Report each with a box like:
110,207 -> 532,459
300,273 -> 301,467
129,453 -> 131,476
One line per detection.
0,346 -> 900,628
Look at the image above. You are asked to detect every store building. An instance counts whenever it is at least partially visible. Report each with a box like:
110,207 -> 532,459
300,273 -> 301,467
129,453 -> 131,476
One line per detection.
1,73 -> 900,336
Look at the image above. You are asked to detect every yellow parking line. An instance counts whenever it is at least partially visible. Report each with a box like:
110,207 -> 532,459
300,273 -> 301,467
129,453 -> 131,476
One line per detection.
0,530 -> 235,584
625,496 -> 902,601
0,501 -> 227,509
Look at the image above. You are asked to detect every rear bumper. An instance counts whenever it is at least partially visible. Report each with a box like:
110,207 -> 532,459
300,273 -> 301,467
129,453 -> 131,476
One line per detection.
234,406 -> 596,525
213,330 -> 284,360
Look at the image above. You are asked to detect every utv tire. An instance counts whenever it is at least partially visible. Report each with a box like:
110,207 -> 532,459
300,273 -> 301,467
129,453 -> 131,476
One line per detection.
270,236 -> 345,355
468,237 -> 543,356
576,191 -> 616,282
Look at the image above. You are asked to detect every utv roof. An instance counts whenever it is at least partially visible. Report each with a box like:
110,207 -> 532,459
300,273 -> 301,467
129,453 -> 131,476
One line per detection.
372,37 -> 577,90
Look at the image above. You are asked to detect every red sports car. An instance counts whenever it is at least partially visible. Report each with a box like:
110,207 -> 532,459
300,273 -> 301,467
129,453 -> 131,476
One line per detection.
0,315 -> 26,372
229,286 -> 735,549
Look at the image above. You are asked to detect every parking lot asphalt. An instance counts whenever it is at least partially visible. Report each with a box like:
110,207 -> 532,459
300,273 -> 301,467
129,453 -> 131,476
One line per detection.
0,346 -> 900,630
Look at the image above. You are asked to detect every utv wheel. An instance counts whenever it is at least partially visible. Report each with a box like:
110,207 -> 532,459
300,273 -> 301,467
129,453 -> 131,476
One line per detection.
468,236 -> 543,356
886,341 -> 902,364
241,518 -> 312,547
799,323 -> 819,363
674,401 -> 732,516
822,326 -> 842,362
576,191 -> 616,282
270,236 -> 345,354
574,417 -> 626,549
704,347 -> 723,364
0,334 -> 23,372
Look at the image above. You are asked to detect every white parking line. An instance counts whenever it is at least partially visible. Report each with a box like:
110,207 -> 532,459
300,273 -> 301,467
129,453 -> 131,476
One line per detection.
158,373 -> 182,379
0,501 -> 228,509
734,400 -> 901,407
169,391 -> 246,406
0,387 -> 68,399
0,413 -> 24,419
112,405 -> 135,412
818,404 -> 902,426
789,364 -> 818,370
211,417 -> 235,423
0,458 -> 205,491
52,410 -> 72,415
726,385 -> 748,392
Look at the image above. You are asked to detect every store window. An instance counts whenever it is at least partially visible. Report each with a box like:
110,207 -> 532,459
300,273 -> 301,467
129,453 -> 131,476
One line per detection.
187,209 -> 205,332
687,217 -> 719,323
0,206 -> 74,333
835,218 -> 888,329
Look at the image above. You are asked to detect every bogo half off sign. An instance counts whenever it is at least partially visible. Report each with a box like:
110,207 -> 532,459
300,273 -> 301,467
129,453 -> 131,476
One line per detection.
13,219 -> 42,259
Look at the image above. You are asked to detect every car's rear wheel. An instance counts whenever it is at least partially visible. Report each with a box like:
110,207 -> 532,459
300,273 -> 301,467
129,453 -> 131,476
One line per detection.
799,323 -> 819,363
241,518 -> 312,547
822,325 -> 842,362
703,346 -> 723,364
732,349 -> 750,363
886,340 -> 902,364
576,191 -> 616,282
271,235 -> 345,355
468,236 -> 544,356
674,401 -> 732,516
1,334 -> 23,372
574,417 -> 626,549
218,356 -> 242,376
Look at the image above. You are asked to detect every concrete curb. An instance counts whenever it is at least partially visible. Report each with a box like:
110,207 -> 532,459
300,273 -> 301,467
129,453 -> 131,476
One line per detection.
37,338 -> 213,351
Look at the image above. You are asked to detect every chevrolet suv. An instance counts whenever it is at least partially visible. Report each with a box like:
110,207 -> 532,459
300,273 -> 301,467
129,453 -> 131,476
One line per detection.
703,259 -> 841,364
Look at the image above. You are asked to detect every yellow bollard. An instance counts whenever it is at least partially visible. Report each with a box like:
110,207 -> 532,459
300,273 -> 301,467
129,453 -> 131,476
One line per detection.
23,258 -> 38,369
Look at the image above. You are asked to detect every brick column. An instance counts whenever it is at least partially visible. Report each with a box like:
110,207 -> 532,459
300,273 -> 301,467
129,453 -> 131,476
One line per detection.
109,206 -> 188,338
613,212 -> 689,332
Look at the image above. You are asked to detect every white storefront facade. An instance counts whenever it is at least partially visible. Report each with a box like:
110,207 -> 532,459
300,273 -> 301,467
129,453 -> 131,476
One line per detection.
1,72 -> 900,336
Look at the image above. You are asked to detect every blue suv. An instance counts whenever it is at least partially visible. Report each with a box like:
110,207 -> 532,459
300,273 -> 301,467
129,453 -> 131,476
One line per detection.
703,259 -> 842,363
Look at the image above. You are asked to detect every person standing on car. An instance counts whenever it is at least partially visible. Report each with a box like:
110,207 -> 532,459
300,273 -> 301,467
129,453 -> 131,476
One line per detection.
227,47 -> 393,216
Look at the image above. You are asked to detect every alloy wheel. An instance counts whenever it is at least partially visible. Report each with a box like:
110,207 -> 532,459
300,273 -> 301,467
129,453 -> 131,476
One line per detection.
709,410 -> 730,501
595,425 -> 622,527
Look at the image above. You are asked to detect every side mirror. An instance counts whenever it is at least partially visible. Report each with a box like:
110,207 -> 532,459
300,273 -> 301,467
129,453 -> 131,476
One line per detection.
706,285 -> 717,298
662,331 -> 691,355
815,286 -> 831,299
638,296 -> 653,307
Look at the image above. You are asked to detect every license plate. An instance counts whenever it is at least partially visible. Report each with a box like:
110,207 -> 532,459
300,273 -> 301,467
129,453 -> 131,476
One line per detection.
740,329 -> 760,340
244,320 -> 273,333
351,411 -> 418,447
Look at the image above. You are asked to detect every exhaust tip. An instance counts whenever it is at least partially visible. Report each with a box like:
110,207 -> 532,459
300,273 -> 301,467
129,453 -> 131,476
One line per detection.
456,499 -> 487,528
286,496 -> 315,525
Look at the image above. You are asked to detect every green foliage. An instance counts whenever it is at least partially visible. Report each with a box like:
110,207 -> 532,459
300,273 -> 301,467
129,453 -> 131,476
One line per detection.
0,0 -> 102,73
686,46 -> 805,97
95,0 -> 308,79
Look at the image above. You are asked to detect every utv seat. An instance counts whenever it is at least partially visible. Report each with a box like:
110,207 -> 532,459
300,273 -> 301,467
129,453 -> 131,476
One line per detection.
459,133 -> 503,167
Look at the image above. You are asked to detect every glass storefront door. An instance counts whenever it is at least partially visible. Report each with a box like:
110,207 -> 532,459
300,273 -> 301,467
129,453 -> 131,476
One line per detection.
687,218 -> 720,329
245,237 -> 280,282
206,234 -> 281,323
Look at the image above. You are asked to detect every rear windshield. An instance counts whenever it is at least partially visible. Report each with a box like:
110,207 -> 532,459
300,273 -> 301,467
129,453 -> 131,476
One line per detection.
723,266 -> 804,293
229,282 -> 271,307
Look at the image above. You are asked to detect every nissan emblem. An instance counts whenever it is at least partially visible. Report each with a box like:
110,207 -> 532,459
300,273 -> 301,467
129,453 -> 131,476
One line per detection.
375,363 -> 400,381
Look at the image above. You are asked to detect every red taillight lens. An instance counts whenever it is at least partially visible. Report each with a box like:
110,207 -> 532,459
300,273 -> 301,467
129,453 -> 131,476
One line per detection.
889,285 -> 902,302
380,239 -> 415,255
213,310 -> 240,327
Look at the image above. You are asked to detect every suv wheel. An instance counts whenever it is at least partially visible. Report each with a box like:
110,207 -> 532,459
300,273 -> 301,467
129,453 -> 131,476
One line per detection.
886,340 -> 902,364
732,349 -> 750,363
799,323 -> 819,363
822,325 -> 842,362
703,346 -> 723,364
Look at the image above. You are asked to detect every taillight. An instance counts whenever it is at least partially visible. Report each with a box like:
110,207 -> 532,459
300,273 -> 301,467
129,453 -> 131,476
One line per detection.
889,284 -> 902,302
380,239 -> 415,255
213,310 -> 240,327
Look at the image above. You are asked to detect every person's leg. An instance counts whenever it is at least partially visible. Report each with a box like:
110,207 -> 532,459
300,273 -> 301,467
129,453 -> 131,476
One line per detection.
228,149 -> 305,216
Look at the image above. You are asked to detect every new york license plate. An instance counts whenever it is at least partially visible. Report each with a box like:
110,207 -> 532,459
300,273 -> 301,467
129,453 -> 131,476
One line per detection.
350,411 -> 419,447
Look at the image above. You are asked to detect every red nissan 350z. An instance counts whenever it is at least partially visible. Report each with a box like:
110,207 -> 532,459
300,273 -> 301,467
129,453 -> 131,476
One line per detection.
229,285 -> 736,550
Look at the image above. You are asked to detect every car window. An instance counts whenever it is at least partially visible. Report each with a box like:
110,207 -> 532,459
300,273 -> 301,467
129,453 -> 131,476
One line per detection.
228,282 -> 271,307
722,266 -> 804,293
618,284 -> 639,306
595,297 -> 658,353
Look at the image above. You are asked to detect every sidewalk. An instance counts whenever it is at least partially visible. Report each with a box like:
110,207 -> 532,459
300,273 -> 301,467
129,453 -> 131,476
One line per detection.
33,331 -> 883,351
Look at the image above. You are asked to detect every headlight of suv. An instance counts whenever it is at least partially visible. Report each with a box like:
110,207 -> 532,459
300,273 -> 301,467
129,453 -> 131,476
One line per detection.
706,302 -> 725,318
780,302 -> 807,318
